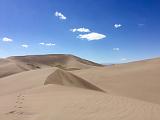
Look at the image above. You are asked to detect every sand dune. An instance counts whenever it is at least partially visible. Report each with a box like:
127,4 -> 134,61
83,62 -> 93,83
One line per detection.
73,57 -> 160,104
0,55 -> 160,120
0,67 -> 56,96
8,54 -> 102,70
0,67 -> 104,96
44,69 -> 105,92
0,59 -> 24,78
0,54 -> 102,78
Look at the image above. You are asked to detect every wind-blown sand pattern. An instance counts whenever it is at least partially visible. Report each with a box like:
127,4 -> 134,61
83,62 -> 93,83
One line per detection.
0,55 -> 160,120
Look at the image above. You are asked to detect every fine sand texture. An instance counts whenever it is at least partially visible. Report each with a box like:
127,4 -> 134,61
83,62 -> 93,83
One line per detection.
73,58 -> 160,104
0,84 -> 160,120
0,55 -> 160,120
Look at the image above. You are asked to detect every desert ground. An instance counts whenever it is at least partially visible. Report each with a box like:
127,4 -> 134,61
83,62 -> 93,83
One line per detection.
0,54 -> 160,120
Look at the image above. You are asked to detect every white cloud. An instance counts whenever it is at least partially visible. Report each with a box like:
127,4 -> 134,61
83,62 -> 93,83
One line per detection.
78,32 -> 106,41
54,11 -> 66,20
113,48 -> 120,51
21,44 -> 29,48
138,23 -> 144,26
70,28 -> 90,33
2,37 -> 13,42
45,43 -> 56,46
39,42 -> 55,46
114,24 -> 122,28
40,42 -> 45,45
121,58 -> 127,61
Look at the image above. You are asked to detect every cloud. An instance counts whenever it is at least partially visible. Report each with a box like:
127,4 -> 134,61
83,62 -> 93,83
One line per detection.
138,23 -> 144,26
114,24 -> 122,28
70,28 -> 90,33
121,58 -> 127,61
21,44 -> 29,48
54,11 -> 66,20
45,43 -> 56,46
39,42 -> 55,46
40,42 -> 45,45
113,48 -> 120,51
2,37 -> 13,42
78,32 -> 106,41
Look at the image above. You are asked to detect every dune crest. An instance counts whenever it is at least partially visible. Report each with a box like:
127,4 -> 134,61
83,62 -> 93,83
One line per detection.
0,54 -> 103,78
44,69 -> 105,92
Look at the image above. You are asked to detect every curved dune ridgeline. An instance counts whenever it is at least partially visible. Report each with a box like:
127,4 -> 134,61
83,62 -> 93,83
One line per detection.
0,54 -> 103,78
44,69 -> 105,92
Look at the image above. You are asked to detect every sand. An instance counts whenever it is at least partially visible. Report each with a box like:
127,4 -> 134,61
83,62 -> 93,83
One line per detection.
1,84 -> 160,120
44,69 -> 105,92
0,55 -> 160,120
0,59 -> 24,78
73,58 -> 160,104
0,54 -> 102,78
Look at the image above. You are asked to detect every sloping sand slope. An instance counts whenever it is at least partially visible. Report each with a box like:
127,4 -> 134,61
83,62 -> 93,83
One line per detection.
0,54 -> 103,78
0,67 -> 104,96
8,54 -> 103,70
44,69 -> 104,92
0,68 -> 56,96
0,58 -> 50,78
73,58 -> 160,104
0,85 -> 160,120
0,59 -> 24,78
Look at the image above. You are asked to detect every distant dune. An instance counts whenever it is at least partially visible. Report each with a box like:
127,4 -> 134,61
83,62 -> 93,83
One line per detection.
0,54 -> 103,78
0,55 -> 160,120
8,54 -> 103,69
0,59 -> 24,78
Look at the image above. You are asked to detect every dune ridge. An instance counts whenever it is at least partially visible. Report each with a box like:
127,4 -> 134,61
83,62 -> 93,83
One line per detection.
0,54 -> 103,78
44,69 -> 105,92
8,54 -> 103,70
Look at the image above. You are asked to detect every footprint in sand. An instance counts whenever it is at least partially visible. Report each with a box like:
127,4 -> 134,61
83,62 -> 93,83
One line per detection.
5,110 -> 16,114
19,112 -> 24,115
5,92 -> 26,120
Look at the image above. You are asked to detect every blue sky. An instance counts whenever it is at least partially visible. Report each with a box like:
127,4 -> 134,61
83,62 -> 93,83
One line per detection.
0,0 -> 160,63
